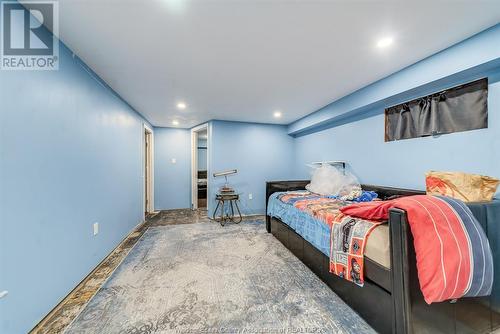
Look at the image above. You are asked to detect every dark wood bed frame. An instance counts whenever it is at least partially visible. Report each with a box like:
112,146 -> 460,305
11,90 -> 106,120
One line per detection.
265,180 -> 500,334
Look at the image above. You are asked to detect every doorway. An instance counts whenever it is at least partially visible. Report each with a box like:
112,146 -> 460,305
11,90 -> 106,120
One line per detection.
144,124 -> 154,216
191,124 -> 209,210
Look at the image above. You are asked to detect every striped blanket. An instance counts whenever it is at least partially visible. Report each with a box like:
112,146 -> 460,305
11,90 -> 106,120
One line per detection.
341,195 -> 494,304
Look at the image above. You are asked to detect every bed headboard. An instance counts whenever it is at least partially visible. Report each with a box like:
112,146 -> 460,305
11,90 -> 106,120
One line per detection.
361,184 -> 425,199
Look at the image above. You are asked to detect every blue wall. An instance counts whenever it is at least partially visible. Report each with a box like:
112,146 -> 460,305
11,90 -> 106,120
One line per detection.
208,121 -> 295,216
152,121 -> 295,215
294,80 -> 500,190
154,128 -> 191,210
0,13 -> 151,334
293,25 -> 500,192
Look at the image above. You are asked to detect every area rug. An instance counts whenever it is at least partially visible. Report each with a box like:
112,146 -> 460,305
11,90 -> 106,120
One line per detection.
65,220 -> 375,334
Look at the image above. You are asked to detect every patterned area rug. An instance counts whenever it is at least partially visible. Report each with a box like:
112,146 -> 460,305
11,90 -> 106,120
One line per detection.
65,220 -> 375,334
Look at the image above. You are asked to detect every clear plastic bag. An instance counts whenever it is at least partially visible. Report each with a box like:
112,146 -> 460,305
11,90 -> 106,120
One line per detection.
305,163 -> 361,200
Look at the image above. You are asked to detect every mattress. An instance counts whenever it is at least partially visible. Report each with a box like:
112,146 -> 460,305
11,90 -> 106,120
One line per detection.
364,224 -> 390,269
267,192 -> 391,269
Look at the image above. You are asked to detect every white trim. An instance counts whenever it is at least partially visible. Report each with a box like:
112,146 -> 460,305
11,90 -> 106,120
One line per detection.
191,123 -> 209,210
191,130 -> 198,210
143,123 -> 154,219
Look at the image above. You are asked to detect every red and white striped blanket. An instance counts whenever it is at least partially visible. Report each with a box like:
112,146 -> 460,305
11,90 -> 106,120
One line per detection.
340,195 -> 493,304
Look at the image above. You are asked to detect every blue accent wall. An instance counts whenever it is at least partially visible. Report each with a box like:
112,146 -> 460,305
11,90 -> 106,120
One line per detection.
153,128 -> 191,210
207,121 -> 295,217
0,13 -> 151,334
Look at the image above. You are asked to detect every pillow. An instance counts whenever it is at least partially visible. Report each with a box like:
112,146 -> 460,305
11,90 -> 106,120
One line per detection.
306,164 -> 342,195
305,164 -> 361,197
426,171 -> 499,202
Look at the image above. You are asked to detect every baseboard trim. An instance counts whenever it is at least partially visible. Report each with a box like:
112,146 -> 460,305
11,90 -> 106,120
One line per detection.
61,225 -> 152,332
30,219 -> 147,333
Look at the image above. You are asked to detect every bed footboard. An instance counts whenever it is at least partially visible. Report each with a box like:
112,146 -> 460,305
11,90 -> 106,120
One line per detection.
388,208 -> 412,334
390,207 -> 498,334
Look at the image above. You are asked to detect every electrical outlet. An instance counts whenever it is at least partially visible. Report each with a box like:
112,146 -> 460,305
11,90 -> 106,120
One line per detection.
93,222 -> 99,236
248,193 -> 253,200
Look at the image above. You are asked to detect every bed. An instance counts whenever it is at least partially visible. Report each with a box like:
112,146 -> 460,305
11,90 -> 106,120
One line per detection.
265,180 -> 500,334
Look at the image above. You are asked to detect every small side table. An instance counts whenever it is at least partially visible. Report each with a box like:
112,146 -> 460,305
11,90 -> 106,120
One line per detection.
213,193 -> 242,226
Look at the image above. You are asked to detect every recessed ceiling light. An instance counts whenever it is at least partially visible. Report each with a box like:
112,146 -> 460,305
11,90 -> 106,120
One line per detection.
172,120 -> 179,126
273,111 -> 282,118
176,102 -> 187,110
376,37 -> 393,48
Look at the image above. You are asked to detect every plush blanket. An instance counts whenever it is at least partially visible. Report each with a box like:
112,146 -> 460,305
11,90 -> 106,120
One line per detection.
341,195 -> 494,304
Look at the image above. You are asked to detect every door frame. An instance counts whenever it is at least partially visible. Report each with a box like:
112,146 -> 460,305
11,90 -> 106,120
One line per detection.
143,123 -> 154,217
191,123 -> 209,210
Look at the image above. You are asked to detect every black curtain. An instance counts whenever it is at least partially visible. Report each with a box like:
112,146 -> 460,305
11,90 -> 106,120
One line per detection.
385,78 -> 488,142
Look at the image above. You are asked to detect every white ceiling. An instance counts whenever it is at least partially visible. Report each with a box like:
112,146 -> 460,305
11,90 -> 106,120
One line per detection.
51,0 -> 500,128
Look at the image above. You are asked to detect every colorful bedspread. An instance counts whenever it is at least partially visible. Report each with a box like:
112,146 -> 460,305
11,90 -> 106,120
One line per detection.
341,195 -> 494,304
268,190 -> 380,286
267,191 -> 332,256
